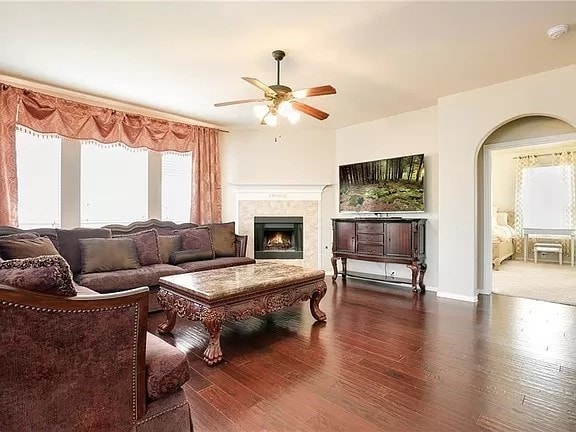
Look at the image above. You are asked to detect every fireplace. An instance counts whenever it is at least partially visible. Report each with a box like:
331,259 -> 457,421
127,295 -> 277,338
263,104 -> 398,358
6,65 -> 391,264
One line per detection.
254,216 -> 303,259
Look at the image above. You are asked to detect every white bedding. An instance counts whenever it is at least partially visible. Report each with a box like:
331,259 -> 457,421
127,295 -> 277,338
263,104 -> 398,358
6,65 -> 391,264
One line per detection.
492,224 -> 515,241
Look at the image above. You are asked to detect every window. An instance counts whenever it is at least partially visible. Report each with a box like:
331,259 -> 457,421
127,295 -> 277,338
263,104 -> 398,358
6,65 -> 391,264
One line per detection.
161,153 -> 192,223
15,131 -> 61,228
521,165 -> 575,229
81,143 -> 148,227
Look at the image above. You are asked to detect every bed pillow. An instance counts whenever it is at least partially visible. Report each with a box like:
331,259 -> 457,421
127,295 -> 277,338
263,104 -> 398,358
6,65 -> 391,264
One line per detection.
117,229 -> 161,266
0,255 -> 76,297
158,235 -> 182,264
0,236 -> 60,259
79,238 -> 140,274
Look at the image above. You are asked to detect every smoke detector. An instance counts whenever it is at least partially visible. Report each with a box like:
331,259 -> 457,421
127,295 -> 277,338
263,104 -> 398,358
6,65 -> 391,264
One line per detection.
547,24 -> 569,39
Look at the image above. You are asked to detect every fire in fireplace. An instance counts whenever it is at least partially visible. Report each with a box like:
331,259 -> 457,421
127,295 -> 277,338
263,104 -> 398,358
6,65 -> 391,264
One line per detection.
254,216 -> 303,259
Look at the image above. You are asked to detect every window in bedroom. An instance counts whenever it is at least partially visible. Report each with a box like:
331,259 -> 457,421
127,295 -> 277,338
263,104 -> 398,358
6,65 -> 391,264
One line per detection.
15,130 -> 62,228
81,143 -> 148,227
521,165 -> 574,229
161,152 -> 192,223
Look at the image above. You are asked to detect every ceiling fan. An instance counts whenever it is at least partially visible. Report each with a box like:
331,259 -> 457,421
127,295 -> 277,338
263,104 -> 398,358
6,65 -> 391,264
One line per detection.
214,50 -> 336,126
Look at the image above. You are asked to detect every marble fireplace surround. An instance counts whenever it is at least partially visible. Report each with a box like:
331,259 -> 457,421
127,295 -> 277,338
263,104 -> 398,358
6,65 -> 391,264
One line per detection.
233,185 -> 327,269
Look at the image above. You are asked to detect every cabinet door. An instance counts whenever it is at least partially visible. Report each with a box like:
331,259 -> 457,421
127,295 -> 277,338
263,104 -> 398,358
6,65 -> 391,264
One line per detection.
334,221 -> 356,253
385,223 -> 413,257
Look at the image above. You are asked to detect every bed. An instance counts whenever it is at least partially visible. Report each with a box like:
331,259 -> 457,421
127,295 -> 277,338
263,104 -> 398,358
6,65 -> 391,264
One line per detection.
492,210 -> 515,270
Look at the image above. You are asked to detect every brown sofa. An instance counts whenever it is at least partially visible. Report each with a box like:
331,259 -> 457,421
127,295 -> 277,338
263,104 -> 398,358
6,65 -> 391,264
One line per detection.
0,283 -> 192,432
0,219 -> 255,311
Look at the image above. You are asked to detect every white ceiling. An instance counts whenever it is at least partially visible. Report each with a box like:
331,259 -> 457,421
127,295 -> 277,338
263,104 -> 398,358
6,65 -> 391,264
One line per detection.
0,1 -> 575,130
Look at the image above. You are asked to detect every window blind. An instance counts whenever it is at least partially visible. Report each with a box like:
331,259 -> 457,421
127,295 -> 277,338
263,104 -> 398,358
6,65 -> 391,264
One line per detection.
15,131 -> 61,229
81,143 -> 148,227
161,153 -> 192,223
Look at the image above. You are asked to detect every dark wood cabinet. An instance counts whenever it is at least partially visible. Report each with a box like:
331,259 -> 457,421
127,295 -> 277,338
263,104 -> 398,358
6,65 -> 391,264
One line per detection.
331,218 -> 426,293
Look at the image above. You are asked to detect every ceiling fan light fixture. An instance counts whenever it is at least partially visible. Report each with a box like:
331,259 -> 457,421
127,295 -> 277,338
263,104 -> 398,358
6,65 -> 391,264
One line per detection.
288,110 -> 301,124
278,101 -> 294,117
264,112 -> 278,127
254,104 -> 269,118
292,89 -> 307,99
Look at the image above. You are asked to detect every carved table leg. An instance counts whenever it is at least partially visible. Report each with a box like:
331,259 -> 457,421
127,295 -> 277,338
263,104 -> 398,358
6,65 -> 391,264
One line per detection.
407,263 -> 419,294
158,309 -> 177,334
331,256 -> 339,281
341,257 -> 348,280
201,313 -> 224,366
310,281 -> 328,321
418,263 -> 427,293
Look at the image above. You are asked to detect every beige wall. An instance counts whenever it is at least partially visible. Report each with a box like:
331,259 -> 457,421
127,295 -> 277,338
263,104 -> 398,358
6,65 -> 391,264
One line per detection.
438,64 -> 576,301
491,152 -> 516,212
335,106 -> 439,288
485,116 -> 575,144
220,128 -> 336,271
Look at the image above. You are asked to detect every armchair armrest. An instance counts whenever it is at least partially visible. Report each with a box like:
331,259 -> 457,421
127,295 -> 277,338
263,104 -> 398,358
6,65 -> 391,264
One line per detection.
235,234 -> 248,257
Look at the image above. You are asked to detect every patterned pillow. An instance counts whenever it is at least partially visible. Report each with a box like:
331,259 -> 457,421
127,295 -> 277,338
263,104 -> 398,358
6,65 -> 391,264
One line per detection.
176,227 -> 214,257
118,229 -> 162,266
0,255 -> 76,297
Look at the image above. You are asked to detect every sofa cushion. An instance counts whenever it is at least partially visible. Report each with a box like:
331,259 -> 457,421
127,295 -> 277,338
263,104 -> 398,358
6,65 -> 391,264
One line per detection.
118,229 -> 162,266
79,238 -> 140,274
57,228 -> 112,274
75,263 -> 185,293
177,257 -> 256,273
0,255 -> 76,296
145,332 -> 190,401
206,222 -> 236,257
178,227 -> 213,256
169,249 -> 213,265
0,236 -> 60,259
158,235 -> 182,264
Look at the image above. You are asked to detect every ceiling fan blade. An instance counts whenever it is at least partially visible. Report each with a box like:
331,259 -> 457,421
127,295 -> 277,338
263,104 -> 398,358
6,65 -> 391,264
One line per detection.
291,101 -> 329,120
242,77 -> 277,96
292,85 -> 337,99
214,98 -> 265,107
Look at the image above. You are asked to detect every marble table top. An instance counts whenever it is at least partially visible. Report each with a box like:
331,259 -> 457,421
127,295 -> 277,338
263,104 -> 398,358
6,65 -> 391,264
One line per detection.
159,262 -> 325,302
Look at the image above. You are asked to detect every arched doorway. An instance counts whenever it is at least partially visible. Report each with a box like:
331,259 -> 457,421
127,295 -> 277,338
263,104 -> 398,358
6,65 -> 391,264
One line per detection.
477,115 -> 576,303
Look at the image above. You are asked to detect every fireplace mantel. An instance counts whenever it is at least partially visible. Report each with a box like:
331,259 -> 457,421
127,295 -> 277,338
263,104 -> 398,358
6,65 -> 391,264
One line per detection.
232,184 -> 330,268
232,184 -> 328,203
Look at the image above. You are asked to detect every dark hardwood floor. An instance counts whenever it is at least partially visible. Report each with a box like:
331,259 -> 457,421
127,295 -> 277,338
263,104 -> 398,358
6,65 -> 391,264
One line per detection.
147,277 -> 576,432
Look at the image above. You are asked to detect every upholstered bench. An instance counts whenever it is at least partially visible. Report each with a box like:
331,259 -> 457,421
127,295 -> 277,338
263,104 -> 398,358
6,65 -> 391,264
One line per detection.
533,242 -> 563,265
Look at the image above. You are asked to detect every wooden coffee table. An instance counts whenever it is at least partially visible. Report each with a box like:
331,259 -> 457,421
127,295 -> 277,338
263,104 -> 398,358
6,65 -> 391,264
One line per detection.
157,262 -> 327,365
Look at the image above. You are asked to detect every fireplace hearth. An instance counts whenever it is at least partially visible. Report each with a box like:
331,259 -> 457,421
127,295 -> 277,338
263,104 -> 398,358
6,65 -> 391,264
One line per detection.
254,216 -> 303,259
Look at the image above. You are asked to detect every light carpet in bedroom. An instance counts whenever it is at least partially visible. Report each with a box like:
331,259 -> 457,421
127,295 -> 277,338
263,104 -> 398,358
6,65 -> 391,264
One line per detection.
492,260 -> 576,306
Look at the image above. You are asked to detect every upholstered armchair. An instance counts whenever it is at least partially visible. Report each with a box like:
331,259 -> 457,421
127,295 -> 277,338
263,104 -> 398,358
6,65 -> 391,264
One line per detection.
0,285 -> 192,432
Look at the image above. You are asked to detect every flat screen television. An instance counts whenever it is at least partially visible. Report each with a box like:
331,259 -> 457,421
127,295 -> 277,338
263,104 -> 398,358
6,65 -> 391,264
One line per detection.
339,153 -> 425,213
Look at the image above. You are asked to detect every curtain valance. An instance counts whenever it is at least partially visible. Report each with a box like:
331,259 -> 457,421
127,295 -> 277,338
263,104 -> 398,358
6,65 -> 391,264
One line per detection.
13,85 -> 217,153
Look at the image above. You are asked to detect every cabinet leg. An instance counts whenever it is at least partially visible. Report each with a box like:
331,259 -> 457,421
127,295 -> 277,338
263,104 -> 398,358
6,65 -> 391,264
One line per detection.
418,263 -> 427,293
331,256 -> 339,281
407,263 -> 419,294
341,257 -> 348,280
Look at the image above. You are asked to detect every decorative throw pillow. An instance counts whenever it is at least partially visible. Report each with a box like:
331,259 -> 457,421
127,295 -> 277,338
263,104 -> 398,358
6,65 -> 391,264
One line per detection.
0,255 -> 76,297
79,238 -> 140,274
57,228 -> 112,274
158,235 -> 182,264
169,249 -> 213,265
0,236 -> 60,260
177,227 -> 214,257
118,229 -> 162,266
206,222 -> 236,257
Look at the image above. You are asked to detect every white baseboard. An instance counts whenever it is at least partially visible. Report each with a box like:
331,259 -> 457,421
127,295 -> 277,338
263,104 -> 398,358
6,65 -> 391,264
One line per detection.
436,291 -> 478,303
424,286 -> 438,292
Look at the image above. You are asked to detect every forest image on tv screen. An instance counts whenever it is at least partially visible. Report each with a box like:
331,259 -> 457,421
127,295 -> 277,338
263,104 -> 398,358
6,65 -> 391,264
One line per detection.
339,154 -> 424,212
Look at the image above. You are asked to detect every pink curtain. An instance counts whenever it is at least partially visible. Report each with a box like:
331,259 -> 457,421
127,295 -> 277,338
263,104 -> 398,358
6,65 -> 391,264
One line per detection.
0,83 -> 222,225
191,128 -> 221,224
0,85 -> 20,226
